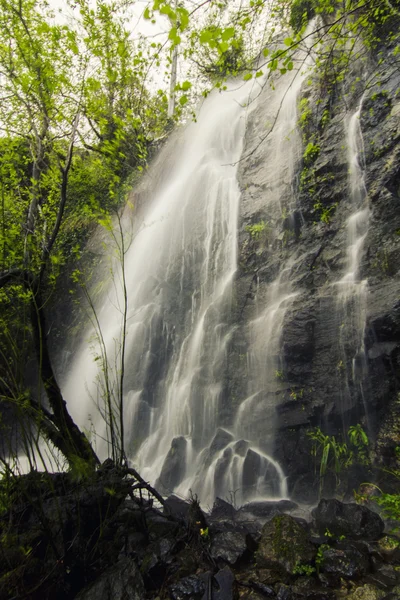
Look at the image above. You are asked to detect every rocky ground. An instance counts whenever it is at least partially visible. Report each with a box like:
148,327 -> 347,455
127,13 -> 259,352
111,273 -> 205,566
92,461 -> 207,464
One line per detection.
1,462 -> 399,600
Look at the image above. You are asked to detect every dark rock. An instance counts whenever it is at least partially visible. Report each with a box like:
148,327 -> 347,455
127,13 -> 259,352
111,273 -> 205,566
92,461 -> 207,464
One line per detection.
140,535 -> 178,590
75,558 -> 145,600
319,544 -> 370,579
239,593 -> 270,600
211,497 -> 238,521
233,439 -> 249,456
276,583 -> 336,600
146,512 -> 180,540
247,580 -> 276,597
256,514 -> 316,576
211,566 -> 238,600
236,567 -> 282,591
276,584 -> 295,600
238,500 -> 298,518
164,494 -> 191,519
209,428 -> 234,461
242,448 -> 261,499
156,436 -> 187,493
170,574 -> 207,600
312,499 -> 384,541
214,448 -> 234,497
210,529 -> 255,565
367,563 -> 400,589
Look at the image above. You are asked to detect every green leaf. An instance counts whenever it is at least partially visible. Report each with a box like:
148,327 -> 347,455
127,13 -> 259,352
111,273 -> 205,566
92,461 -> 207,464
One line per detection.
181,80 -> 192,91
200,30 -> 212,44
117,42 -> 126,57
143,6 -> 151,19
168,28 -> 181,45
284,37 -> 293,47
243,73 -> 253,81
179,95 -> 188,106
270,58 -> 278,71
255,70 -> 263,77
177,7 -> 189,30
160,5 -> 175,20
263,47 -> 269,57
221,27 -> 235,41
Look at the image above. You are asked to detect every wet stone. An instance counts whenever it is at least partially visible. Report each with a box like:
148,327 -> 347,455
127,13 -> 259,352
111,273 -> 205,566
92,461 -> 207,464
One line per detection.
238,500 -> 298,519
75,558 -> 145,600
169,574 -> 207,600
320,544 -> 370,579
210,497 -> 238,521
256,515 -> 316,576
156,436 -> 187,494
312,500 -> 384,541
211,566 -> 237,600
210,530 -> 254,566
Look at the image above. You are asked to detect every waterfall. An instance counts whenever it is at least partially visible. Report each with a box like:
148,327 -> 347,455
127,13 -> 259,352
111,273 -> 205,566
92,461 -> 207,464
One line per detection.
336,96 -> 371,425
63,77 -> 265,503
61,25 -> 319,506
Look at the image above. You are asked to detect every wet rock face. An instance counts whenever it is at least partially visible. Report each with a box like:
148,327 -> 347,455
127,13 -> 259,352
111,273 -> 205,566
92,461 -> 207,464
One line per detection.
156,435 -> 187,494
234,32 -> 400,500
312,499 -> 385,541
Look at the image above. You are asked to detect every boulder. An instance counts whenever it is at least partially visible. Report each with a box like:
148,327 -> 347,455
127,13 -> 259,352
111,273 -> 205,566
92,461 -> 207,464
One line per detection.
212,566 -> 238,600
163,494 -> 194,521
256,514 -> 316,576
210,530 -> 255,566
319,544 -> 370,579
210,497 -> 238,521
169,574 -> 207,600
145,512 -> 180,540
368,563 -> 400,588
156,436 -> 187,493
206,428 -> 235,465
75,558 -> 145,600
312,499 -> 384,540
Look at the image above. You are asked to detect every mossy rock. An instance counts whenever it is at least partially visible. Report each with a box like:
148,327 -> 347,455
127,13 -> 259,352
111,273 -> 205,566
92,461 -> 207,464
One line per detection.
255,514 -> 316,576
345,583 -> 387,600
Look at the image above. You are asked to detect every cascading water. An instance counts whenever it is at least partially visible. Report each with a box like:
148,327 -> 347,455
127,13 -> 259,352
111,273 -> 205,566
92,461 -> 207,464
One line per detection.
64,77 -> 264,503
62,26 -> 318,506
336,96 -> 371,423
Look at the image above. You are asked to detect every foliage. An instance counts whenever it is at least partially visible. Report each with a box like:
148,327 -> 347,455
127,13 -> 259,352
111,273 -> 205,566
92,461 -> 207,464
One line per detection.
293,561 -> 316,575
290,0 -> 316,33
374,490 -> 400,525
303,142 -> 320,165
245,220 -> 270,242
308,424 -> 370,497
315,543 -> 330,573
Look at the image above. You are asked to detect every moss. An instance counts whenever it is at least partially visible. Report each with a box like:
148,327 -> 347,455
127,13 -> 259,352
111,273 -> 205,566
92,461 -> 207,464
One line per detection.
256,514 -> 316,575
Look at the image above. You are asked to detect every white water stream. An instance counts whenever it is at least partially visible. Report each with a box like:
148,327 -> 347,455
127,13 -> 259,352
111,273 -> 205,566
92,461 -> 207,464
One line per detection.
64,78 -> 265,503
336,97 -> 371,421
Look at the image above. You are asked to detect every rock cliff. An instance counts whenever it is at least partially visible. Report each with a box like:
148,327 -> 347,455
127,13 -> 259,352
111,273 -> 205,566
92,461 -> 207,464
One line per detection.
233,28 -> 400,501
